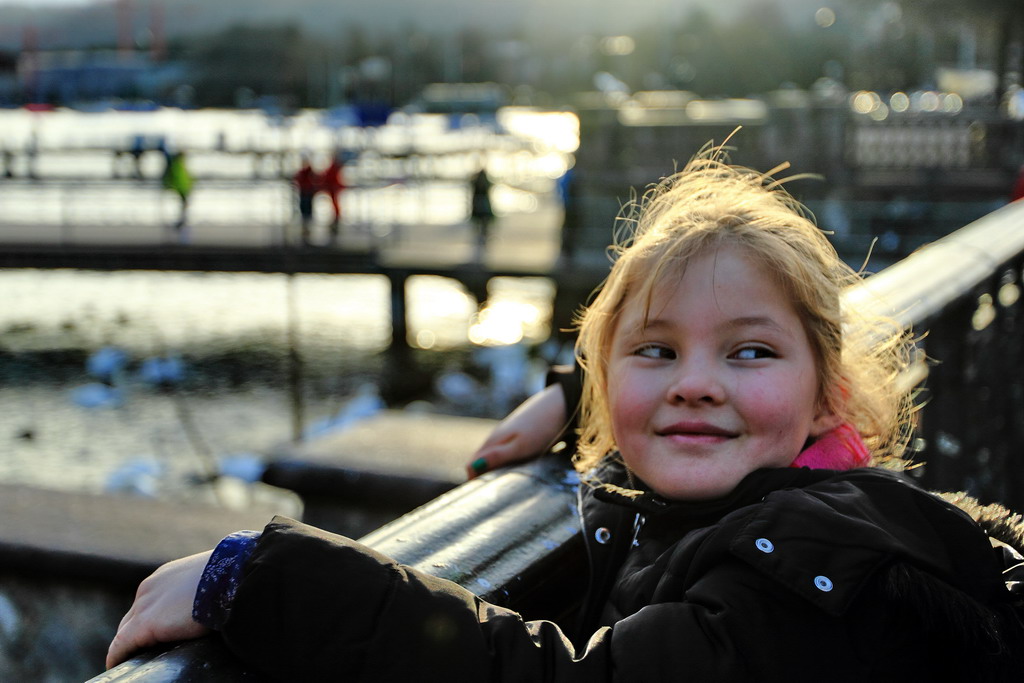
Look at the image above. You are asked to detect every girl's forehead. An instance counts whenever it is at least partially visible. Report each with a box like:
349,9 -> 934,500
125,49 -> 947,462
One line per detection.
632,244 -> 779,300
615,246 -> 803,330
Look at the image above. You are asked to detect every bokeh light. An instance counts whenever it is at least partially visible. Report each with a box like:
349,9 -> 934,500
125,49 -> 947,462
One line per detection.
599,36 -> 636,57
815,8 -> 836,29
890,91 -> 910,113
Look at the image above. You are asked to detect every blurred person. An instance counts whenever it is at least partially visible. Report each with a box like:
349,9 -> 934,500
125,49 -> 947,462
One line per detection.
1011,164 -> 1024,202
129,135 -> 146,180
26,132 -> 38,180
321,151 -> 347,242
557,164 -> 580,261
293,155 -> 319,245
470,158 -> 493,260
162,150 -> 193,242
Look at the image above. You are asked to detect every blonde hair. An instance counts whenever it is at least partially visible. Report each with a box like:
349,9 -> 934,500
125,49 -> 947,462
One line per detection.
573,152 -> 914,473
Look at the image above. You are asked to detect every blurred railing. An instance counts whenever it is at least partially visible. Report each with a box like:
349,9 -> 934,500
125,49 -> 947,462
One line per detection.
0,177 -> 475,240
0,178 -> 294,234
845,199 -> 1024,507
88,199 -> 1024,682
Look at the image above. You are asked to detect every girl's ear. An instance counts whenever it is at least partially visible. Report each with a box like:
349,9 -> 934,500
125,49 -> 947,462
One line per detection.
809,383 -> 844,437
809,408 -> 843,438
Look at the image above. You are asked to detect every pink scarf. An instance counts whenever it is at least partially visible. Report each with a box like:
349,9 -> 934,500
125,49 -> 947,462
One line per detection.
790,423 -> 870,470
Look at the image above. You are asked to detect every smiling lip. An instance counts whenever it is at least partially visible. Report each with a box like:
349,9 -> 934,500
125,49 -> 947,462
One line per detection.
656,422 -> 737,440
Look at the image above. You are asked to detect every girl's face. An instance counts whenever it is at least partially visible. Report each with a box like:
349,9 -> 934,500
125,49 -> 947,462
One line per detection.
606,245 -> 838,501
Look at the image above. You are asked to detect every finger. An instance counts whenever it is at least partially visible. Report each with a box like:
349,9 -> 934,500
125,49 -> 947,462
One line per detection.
465,456 -> 490,479
466,437 -> 512,479
465,447 -> 510,478
107,629 -> 136,669
474,430 -> 517,455
466,441 -> 513,478
106,635 -> 129,670
466,438 -> 531,479
107,616 -> 158,669
117,591 -> 149,627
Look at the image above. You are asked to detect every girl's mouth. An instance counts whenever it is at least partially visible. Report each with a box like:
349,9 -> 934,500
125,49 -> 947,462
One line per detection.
656,422 -> 737,439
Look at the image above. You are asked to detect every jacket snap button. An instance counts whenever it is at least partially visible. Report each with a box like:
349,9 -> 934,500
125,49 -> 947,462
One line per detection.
595,527 -> 612,544
755,538 -> 774,553
814,575 -> 834,592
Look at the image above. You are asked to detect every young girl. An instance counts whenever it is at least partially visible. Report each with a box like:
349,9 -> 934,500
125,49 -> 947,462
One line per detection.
107,153 -> 1024,681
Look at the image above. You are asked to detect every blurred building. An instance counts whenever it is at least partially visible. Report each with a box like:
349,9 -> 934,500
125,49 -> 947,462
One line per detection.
0,51 -> 17,105
17,50 -> 186,107
409,83 -> 507,115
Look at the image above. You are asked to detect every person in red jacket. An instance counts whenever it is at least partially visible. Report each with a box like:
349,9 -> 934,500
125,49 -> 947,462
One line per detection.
321,151 -> 347,241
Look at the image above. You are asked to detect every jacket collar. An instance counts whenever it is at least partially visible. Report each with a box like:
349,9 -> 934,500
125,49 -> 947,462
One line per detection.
591,458 -> 840,521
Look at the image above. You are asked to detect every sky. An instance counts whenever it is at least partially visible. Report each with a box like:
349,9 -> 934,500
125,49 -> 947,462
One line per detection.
0,0 -> 744,44
0,0 -> 96,5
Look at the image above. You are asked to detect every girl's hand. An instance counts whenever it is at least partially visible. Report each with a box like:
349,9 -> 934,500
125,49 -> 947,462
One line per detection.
466,383 -> 567,479
106,550 -> 213,669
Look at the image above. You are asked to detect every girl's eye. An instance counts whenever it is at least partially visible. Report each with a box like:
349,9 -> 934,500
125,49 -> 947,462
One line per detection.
731,346 -> 776,361
634,344 -> 675,360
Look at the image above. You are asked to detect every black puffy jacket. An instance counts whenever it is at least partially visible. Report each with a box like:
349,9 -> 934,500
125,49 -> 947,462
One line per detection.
219,465 -> 1024,681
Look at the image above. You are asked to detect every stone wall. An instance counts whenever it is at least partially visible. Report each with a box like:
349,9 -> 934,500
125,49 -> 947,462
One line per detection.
0,573 -> 132,681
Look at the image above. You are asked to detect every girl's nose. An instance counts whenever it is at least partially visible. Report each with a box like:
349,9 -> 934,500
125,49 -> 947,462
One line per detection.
666,358 -> 726,405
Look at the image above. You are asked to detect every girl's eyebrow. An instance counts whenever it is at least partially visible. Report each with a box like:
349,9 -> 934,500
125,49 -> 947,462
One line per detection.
723,316 -> 789,334
640,315 -> 788,334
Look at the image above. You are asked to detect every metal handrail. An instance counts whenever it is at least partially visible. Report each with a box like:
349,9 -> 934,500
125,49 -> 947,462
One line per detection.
846,200 -> 1024,328
90,456 -> 582,682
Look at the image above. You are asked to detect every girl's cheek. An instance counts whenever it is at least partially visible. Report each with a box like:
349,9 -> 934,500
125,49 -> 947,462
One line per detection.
609,383 -> 653,428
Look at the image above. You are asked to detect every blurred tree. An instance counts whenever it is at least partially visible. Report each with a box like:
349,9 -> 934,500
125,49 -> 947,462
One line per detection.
386,28 -> 422,106
846,0 -> 1023,103
184,23 -> 326,108
457,28 -> 492,83
673,8 -> 731,95
113,0 -> 1023,110
846,14 -> 932,92
664,3 -> 850,97
340,24 -> 374,66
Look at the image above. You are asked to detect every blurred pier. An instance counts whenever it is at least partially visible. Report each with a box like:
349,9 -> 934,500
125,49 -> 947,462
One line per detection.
0,192 -> 605,366
0,198 -> 565,274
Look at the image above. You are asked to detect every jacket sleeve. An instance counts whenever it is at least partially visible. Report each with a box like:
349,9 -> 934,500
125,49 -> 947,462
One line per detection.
219,516 -> 615,682
218,515 -> 901,682
546,362 -> 583,454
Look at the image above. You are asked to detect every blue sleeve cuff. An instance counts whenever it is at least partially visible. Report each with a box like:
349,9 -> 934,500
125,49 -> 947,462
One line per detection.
192,530 -> 261,630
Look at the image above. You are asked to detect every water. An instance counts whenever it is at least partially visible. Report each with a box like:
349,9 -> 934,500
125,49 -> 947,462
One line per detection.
0,253 -> 560,503
0,106 -> 576,502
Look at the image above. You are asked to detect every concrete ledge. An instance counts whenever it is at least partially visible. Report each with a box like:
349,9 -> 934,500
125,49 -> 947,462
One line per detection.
0,484 -> 287,680
263,410 -> 497,535
0,484 -> 280,585
263,462 -> 456,509
267,410 -> 498,479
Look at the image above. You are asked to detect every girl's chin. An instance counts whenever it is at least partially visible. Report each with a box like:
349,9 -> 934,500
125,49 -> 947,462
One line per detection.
650,477 -> 744,502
